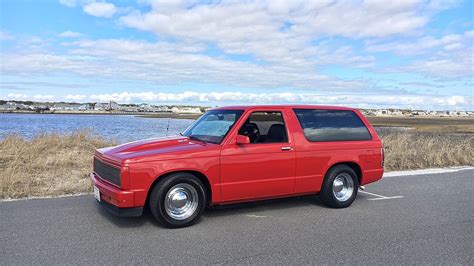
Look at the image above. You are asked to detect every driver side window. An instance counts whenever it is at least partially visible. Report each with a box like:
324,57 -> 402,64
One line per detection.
238,111 -> 288,143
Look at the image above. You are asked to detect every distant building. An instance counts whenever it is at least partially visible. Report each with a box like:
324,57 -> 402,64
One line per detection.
94,101 -> 119,111
156,106 -> 172,112
119,105 -> 139,112
139,103 -> 154,112
411,111 -> 428,116
374,109 -> 389,116
390,110 -> 403,116
51,103 -> 81,111
94,103 -> 108,111
79,103 -> 93,111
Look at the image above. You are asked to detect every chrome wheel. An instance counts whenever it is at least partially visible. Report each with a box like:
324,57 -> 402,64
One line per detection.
332,173 -> 354,202
164,183 -> 199,220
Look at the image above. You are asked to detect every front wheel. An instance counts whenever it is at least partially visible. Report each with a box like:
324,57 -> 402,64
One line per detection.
319,165 -> 359,208
149,173 -> 206,228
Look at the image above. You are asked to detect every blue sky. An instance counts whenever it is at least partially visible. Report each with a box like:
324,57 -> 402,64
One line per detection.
0,0 -> 473,110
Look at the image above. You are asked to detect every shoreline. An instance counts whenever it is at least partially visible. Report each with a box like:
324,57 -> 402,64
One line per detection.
1,110 -> 201,119
3,110 -> 473,119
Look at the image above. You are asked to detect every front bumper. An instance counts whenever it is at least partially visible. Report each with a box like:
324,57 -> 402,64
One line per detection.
90,173 -> 144,217
98,199 -> 143,217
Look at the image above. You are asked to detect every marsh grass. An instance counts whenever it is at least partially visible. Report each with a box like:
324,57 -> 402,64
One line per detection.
0,131 -> 115,199
0,131 -> 472,199
379,131 -> 473,171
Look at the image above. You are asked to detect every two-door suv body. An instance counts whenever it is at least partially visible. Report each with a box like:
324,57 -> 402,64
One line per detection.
91,105 -> 384,227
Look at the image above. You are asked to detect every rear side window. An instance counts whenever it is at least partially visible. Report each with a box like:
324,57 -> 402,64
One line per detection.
293,109 -> 372,142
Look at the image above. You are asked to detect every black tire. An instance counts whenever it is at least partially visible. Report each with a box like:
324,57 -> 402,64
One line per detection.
319,165 -> 359,208
149,172 -> 206,228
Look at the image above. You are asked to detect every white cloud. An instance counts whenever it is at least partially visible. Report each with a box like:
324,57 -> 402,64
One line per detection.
0,31 -> 14,41
2,0 -> 471,111
59,0 -> 76,8
8,91 -> 472,110
0,39 -> 369,91
118,0 -> 442,67
88,91 -> 472,109
364,30 -> 474,79
59,31 -> 83,38
83,1 -> 117,18
366,30 -> 472,55
6,93 -> 55,101
65,94 -> 86,100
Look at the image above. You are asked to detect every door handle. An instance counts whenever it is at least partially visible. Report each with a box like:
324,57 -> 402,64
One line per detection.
281,146 -> 293,151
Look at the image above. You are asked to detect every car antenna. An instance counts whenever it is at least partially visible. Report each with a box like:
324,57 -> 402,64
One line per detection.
165,107 -> 172,136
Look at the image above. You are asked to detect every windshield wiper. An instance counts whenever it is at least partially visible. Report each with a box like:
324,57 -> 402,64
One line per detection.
187,135 -> 207,143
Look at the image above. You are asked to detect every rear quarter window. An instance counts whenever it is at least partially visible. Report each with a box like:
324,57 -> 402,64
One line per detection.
293,109 -> 372,142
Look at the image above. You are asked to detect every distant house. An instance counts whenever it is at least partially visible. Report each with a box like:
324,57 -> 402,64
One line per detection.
411,111 -> 428,116
110,102 -> 119,110
390,110 -> 403,116
79,103 -> 93,111
119,105 -> 139,112
5,102 -> 27,110
94,101 -> 119,111
156,106 -> 172,112
435,111 -> 448,117
51,103 -> 81,111
94,103 -> 108,111
447,111 -> 460,116
374,109 -> 389,116
139,103 -> 154,112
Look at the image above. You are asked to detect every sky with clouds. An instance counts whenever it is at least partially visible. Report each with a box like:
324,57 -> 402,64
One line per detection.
0,0 -> 473,110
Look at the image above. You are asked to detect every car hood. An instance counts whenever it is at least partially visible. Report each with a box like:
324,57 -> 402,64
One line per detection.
96,136 -> 220,165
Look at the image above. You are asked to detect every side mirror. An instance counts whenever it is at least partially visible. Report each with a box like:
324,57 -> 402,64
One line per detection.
236,135 -> 250,145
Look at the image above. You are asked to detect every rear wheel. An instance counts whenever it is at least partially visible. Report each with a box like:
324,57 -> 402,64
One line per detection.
320,165 -> 359,208
149,173 -> 206,228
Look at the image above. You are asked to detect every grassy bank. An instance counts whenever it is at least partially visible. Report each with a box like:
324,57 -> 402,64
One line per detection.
378,131 -> 472,171
0,132 -> 115,199
1,131 -> 472,199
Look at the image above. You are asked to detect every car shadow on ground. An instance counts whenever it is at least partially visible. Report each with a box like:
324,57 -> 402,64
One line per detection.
204,195 -> 325,217
94,194 -> 326,229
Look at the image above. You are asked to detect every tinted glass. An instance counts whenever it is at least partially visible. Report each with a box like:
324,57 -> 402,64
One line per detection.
183,109 -> 243,144
293,109 -> 372,142
238,111 -> 288,143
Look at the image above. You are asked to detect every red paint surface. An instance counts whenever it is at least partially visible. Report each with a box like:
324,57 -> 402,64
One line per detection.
91,105 -> 383,209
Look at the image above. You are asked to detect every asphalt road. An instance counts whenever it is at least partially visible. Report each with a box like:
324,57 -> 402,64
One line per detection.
1,169 -> 473,265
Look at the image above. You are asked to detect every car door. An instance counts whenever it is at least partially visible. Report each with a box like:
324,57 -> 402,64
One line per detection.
220,109 -> 296,202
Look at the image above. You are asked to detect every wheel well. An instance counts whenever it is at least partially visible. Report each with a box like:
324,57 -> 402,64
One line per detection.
327,162 -> 362,184
146,170 -> 212,208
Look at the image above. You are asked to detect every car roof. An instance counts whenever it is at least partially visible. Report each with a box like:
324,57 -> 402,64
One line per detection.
211,105 -> 356,111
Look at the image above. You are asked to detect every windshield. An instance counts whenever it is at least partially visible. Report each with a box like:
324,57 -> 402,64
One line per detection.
182,109 -> 244,144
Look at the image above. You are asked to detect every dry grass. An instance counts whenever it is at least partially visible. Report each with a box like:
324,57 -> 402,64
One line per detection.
0,131 -> 115,199
0,130 -> 472,199
379,131 -> 473,171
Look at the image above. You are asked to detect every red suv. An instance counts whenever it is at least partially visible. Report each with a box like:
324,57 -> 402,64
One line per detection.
91,105 -> 384,228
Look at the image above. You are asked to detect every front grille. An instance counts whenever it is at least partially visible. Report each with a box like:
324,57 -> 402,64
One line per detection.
94,158 -> 121,187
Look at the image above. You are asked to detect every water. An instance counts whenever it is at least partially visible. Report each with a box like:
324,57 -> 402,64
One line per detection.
0,114 -> 418,144
0,114 -> 194,143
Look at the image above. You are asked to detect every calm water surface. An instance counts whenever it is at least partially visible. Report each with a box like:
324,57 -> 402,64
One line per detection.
0,114 -> 194,143
0,113 -> 413,144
